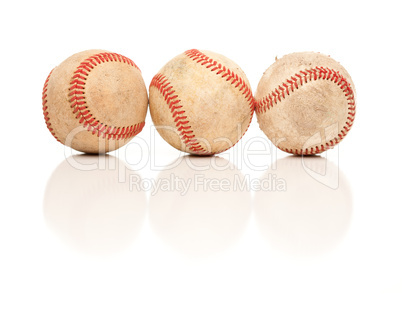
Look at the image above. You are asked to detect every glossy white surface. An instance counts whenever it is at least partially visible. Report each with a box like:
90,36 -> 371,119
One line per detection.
1,1 -> 401,312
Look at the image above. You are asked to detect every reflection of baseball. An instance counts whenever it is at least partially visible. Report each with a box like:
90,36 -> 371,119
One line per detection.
255,52 -> 356,155
149,49 -> 254,155
43,155 -> 146,256
149,156 -> 251,257
42,50 -> 148,153
254,156 -> 352,257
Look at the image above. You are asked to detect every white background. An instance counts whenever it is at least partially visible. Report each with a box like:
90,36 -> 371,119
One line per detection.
1,0 -> 401,312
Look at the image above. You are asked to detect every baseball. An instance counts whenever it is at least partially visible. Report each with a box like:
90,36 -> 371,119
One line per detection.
255,52 -> 356,155
149,49 -> 254,155
42,49 -> 148,154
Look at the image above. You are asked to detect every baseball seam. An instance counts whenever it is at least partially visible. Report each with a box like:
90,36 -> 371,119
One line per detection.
42,52 -> 145,144
150,73 -> 208,154
184,49 -> 255,154
255,67 -> 355,155
42,69 -> 61,143
185,49 -> 255,111
151,50 -> 255,155
68,52 -> 144,140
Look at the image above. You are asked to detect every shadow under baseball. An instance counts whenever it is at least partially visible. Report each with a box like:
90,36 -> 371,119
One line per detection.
43,154 -> 146,257
149,155 -> 252,258
254,155 -> 353,257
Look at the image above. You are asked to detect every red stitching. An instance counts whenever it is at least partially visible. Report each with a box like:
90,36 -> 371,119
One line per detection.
150,73 -> 209,155
68,52 -> 144,140
42,69 -> 61,143
150,50 -> 255,155
255,66 -> 356,155
184,49 -> 255,154
184,49 -> 255,112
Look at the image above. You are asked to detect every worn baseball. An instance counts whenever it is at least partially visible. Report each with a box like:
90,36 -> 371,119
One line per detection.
149,49 -> 254,155
42,49 -> 148,153
255,52 -> 356,155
